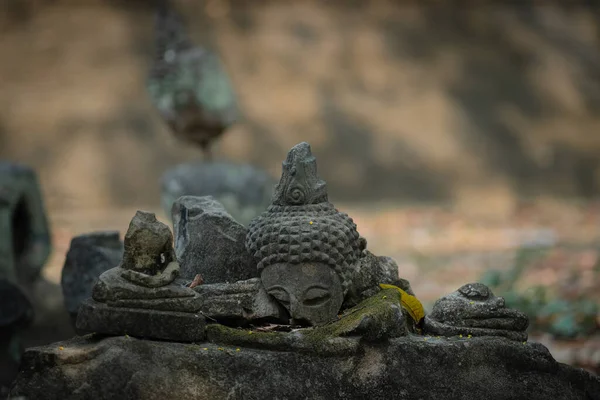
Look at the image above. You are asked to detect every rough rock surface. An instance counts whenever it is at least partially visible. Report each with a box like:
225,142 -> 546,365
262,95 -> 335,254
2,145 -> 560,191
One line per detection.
90,268 -> 202,311
343,251 -> 405,308
172,196 -> 256,283
122,211 -> 175,275
10,334 -> 600,400
161,162 -> 275,226
76,299 -> 205,342
193,278 -> 287,324
61,231 -> 123,325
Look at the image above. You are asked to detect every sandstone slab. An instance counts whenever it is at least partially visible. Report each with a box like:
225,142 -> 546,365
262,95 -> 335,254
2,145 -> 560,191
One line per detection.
9,334 -> 600,400
76,299 -> 206,342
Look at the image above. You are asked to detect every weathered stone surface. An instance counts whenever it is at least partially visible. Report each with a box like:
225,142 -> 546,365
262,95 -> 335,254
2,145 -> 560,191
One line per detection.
91,268 -> 201,312
193,278 -> 287,324
75,299 -> 205,342
10,334 -> 600,400
172,196 -> 256,283
61,231 -> 123,325
344,251 -> 404,308
0,162 -> 51,285
424,282 -> 529,341
161,162 -> 274,226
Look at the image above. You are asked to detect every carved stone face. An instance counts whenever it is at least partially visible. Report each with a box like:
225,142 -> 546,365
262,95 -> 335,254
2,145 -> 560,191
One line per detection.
260,262 -> 344,326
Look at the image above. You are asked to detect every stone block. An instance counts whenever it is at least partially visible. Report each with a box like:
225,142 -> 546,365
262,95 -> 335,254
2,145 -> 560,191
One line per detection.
172,196 -> 256,282
76,299 -> 206,342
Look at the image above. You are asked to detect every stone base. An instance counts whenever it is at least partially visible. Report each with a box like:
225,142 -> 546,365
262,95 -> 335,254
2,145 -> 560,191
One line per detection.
76,299 -> 206,342
9,334 -> 600,400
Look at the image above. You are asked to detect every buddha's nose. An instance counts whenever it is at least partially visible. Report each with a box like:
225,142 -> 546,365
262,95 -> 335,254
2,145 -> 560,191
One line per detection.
287,298 -> 307,322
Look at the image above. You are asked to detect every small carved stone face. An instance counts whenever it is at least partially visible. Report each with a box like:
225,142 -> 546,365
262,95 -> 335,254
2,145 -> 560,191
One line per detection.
260,262 -> 343,326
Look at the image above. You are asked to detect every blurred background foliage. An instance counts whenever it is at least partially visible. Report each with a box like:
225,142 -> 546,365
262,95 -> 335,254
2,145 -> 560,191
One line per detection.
0,0 -> 599,373
481,246 -> 599,339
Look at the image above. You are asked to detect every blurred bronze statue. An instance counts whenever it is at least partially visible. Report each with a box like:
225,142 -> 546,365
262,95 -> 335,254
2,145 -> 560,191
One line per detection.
146,0 -> 239,160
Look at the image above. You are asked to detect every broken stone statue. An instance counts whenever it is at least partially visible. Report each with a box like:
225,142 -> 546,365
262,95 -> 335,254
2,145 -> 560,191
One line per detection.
10,143 -> 600,400
76,211 -> 205,341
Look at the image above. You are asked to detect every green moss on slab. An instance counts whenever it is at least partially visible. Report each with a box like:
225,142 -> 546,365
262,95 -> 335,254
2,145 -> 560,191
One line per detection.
205,288 -> 408,354
305,288 -> 406,342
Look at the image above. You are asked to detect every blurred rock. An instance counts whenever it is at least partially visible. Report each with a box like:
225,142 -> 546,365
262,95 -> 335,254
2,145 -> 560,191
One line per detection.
172,196 -> 256,283
0,279 -> 33,391
0,162 -> 51,285
161,162 -> 274,227
60,231 -> 123,327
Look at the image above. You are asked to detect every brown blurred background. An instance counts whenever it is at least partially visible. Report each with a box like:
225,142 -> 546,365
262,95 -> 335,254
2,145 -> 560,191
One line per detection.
1,0 -> 600,371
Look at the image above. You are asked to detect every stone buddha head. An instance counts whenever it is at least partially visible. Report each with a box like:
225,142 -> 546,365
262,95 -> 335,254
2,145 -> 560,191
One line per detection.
246,143 -> 366,325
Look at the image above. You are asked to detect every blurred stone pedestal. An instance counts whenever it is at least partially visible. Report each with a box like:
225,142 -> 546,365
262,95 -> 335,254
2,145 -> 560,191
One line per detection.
161,161 -> 275,226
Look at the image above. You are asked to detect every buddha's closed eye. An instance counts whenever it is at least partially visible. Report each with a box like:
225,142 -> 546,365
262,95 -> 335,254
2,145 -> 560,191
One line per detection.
267,287 -> 290,305
303,287 -> 331,307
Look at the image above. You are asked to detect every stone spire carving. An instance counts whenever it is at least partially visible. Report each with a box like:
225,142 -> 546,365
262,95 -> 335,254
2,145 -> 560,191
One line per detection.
271,142 -> 328,206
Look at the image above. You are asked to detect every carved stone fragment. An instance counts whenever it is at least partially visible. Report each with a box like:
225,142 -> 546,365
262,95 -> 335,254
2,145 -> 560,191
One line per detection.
423,282 -> 529,341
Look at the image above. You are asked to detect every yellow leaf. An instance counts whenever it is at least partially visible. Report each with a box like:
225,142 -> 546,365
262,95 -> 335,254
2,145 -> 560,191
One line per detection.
378,284 -> 425,324
58,346 -> 64,351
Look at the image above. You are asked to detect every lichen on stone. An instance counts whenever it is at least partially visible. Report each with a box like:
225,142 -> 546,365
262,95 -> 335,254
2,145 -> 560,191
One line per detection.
205,288 -> 407,354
